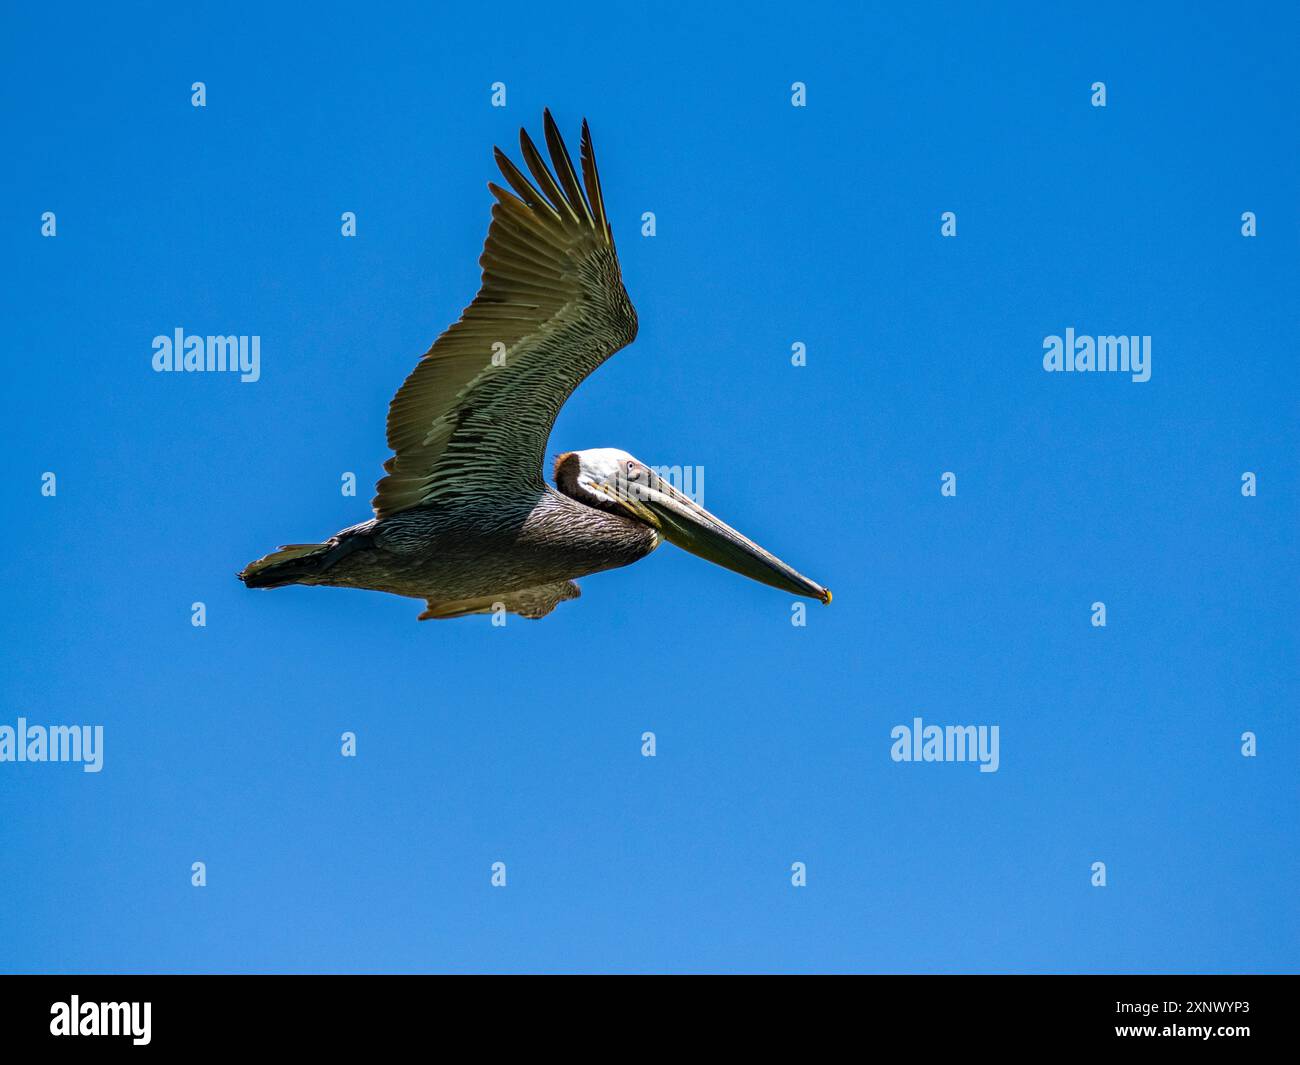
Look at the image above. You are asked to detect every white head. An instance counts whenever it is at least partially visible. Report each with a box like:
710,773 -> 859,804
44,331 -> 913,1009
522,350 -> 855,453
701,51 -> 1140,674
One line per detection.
552,447 -> 831,604
553,447 -> 643,509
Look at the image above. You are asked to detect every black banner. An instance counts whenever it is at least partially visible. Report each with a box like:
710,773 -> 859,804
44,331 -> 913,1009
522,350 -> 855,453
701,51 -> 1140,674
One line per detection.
0,974 -> 1289,1052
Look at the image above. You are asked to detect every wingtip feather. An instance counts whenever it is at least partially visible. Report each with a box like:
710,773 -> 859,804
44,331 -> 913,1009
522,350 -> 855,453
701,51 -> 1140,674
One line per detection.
543,110 -> 594,227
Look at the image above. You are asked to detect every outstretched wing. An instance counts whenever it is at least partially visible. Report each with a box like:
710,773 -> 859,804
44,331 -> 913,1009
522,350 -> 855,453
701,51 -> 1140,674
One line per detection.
372,110 -> 637,518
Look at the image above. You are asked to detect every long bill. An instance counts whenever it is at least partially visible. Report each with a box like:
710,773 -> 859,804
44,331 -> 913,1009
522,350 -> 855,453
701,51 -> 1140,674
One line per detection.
625,471 -> 831,604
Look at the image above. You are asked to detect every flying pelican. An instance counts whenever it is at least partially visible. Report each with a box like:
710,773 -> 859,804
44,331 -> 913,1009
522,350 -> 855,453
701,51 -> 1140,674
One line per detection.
239,111 -> 830,620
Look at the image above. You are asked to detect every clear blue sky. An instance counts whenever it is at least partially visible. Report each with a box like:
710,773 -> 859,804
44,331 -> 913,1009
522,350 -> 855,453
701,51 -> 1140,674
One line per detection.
2,2 -> 1296,973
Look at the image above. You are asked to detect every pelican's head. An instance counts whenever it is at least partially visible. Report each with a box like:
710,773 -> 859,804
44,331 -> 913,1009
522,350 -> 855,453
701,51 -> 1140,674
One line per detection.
554,448 -> 831,604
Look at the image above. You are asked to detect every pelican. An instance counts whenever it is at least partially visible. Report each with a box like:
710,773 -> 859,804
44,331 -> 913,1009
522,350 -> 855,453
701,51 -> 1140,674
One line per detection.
239,111 -> 830,620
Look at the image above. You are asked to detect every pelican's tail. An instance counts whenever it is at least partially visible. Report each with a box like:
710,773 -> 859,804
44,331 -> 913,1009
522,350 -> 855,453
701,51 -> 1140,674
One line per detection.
238,543 -> 333,589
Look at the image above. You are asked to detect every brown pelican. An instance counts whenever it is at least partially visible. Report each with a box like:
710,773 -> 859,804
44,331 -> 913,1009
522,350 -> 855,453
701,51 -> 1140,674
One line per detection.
239,111 -> 830,620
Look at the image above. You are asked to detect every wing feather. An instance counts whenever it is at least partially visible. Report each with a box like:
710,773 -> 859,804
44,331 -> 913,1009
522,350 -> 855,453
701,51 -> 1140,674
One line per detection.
580,120 -> 610,241
372,112 -> 637,519
543,109 -> 595,227
520,127 -> 579,224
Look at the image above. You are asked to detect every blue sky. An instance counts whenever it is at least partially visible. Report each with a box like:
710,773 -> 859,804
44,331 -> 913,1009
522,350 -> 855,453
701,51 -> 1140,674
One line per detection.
1,1 -> 1296,973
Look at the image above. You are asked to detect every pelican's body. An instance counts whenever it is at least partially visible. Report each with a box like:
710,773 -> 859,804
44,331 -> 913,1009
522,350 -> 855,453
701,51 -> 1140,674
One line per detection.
240,113 -> 828,619
268,491 -> 656,618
